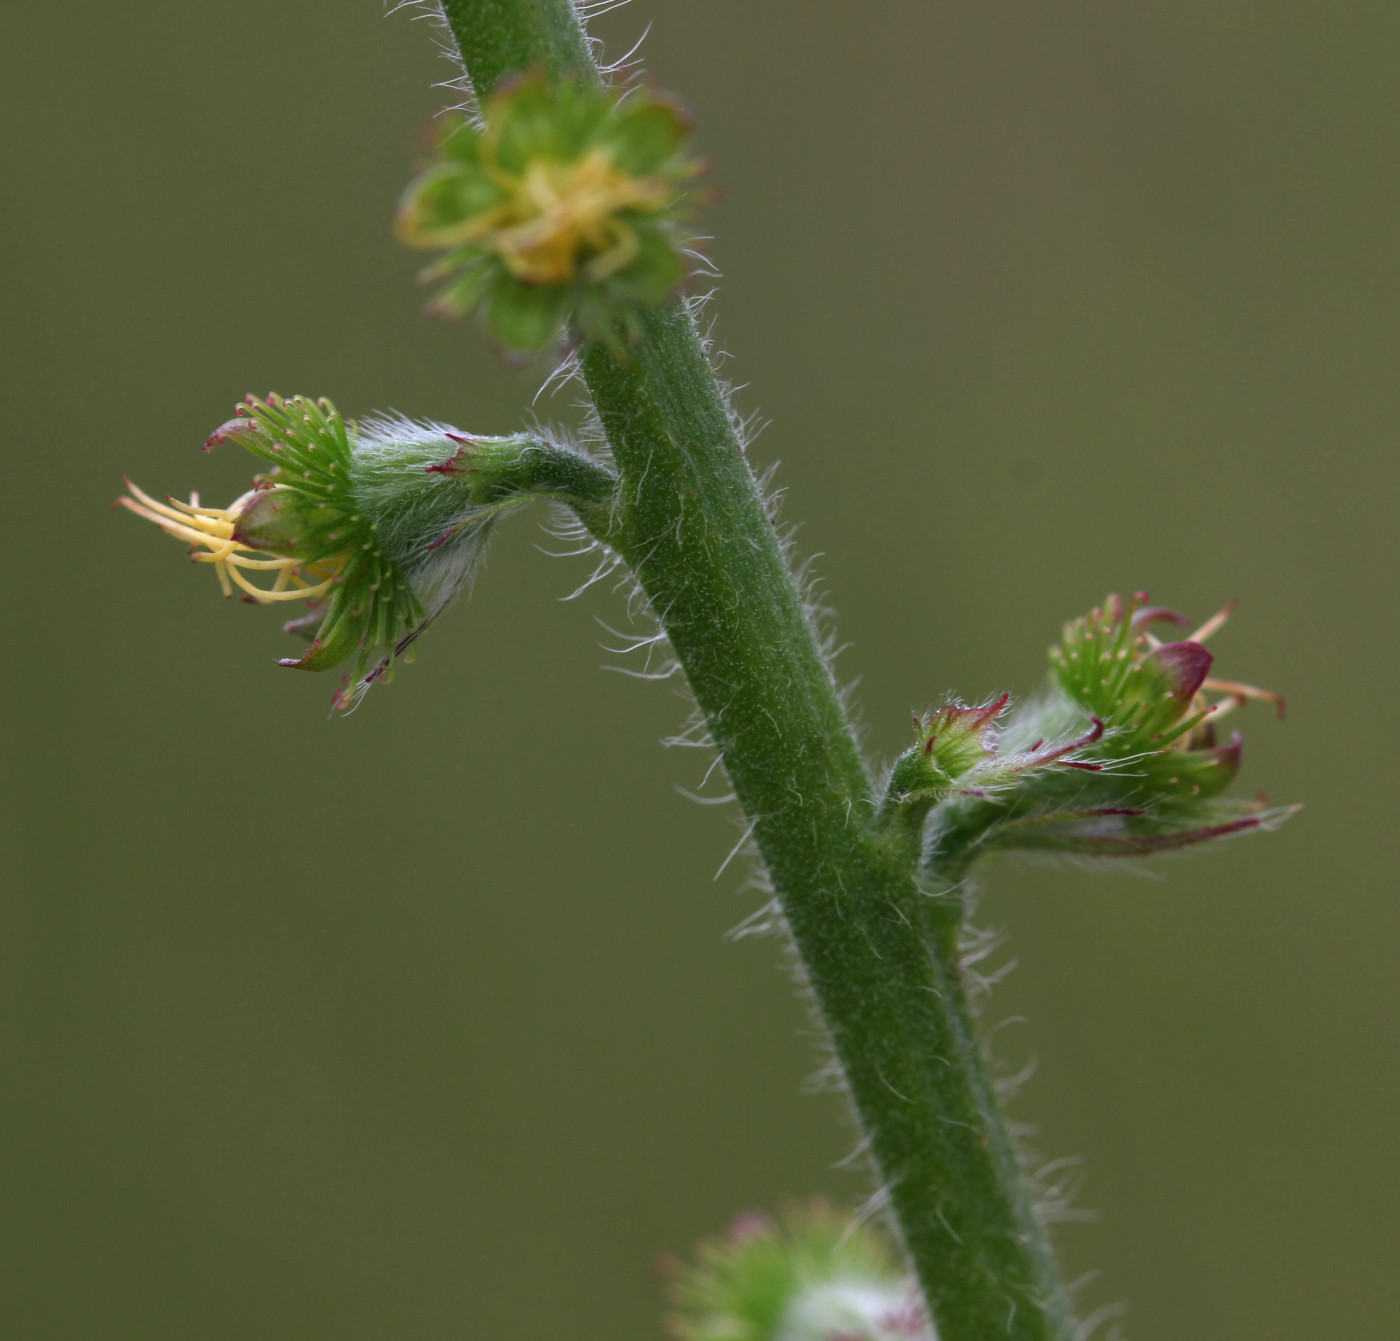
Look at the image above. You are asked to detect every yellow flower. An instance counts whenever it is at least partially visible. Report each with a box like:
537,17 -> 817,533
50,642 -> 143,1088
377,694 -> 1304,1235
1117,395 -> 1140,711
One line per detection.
457,146 -> 679,286
393,77 -> 700,351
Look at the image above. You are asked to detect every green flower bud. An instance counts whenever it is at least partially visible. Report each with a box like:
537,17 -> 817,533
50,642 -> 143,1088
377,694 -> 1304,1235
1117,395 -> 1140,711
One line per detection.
908,697 -> 1007,786
878,695 -> 1104,848
396,74 -> 703,354
120,394 -> 614,709
666,1202 -> 930,1341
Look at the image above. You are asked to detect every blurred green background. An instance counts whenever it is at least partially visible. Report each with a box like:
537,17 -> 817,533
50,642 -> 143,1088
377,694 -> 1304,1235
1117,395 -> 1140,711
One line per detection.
3,1 -> 1396,1337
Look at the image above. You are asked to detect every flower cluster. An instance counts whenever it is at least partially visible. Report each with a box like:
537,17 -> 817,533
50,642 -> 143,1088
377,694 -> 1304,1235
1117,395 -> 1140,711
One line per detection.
665,1202 -> 931,1341
896,592 -> 1290,869
119,395 -> 577,709
395,75 -> 703,354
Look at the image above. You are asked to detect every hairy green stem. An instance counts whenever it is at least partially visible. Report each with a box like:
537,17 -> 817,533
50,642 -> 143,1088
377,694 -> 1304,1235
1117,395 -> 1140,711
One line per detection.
437,0 -> 595,91
476,434 -> 619,517
435,6 -> 1074,1337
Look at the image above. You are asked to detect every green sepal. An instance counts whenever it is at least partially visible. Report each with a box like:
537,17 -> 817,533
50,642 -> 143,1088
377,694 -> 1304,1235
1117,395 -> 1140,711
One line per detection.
607,98 -> 691,175
423,259 -> 494,320
487,277 -> 573,353
435,116 -> 484,168
491,75 -> 560,171
1120,641 -> 1213,740
279,587 -> 365,673
610,225 -> 688,305
1134,728 -> 1244,798
974,796 -> 1281,859
395,162 -> 501,250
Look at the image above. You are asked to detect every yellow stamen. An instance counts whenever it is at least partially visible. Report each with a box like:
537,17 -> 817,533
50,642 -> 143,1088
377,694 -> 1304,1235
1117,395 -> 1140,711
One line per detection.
222,553 -> 308,571
1202,677 -> 1286,719
120,505 -> 228,550
183,543 -> 235,567
165,495 -> 235,520
1186,599 -> 1237,645
225,560 -> 333,602
120,480 -> 345,603
471,145 -> 675,286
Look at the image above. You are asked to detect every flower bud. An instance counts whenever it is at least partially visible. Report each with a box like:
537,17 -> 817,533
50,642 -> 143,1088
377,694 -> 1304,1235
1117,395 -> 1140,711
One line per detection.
879,695 -> 1104,848
666,1202 -> 931,1341
396,75 -> 703,354
887,697 -> 1007,798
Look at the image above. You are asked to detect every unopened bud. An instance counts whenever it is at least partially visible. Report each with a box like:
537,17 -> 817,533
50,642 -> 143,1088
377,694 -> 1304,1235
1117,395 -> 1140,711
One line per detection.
667,1202 -> 933,1341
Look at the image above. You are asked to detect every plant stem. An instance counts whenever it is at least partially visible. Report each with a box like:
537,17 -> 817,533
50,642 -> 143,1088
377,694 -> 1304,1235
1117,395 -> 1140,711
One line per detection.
433,7 -> 1075,1337
437,0 -> 596,91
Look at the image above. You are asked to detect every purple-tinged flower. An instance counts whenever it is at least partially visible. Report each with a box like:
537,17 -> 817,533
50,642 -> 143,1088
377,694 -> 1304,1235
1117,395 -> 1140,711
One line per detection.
919,592 -> 1293,870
